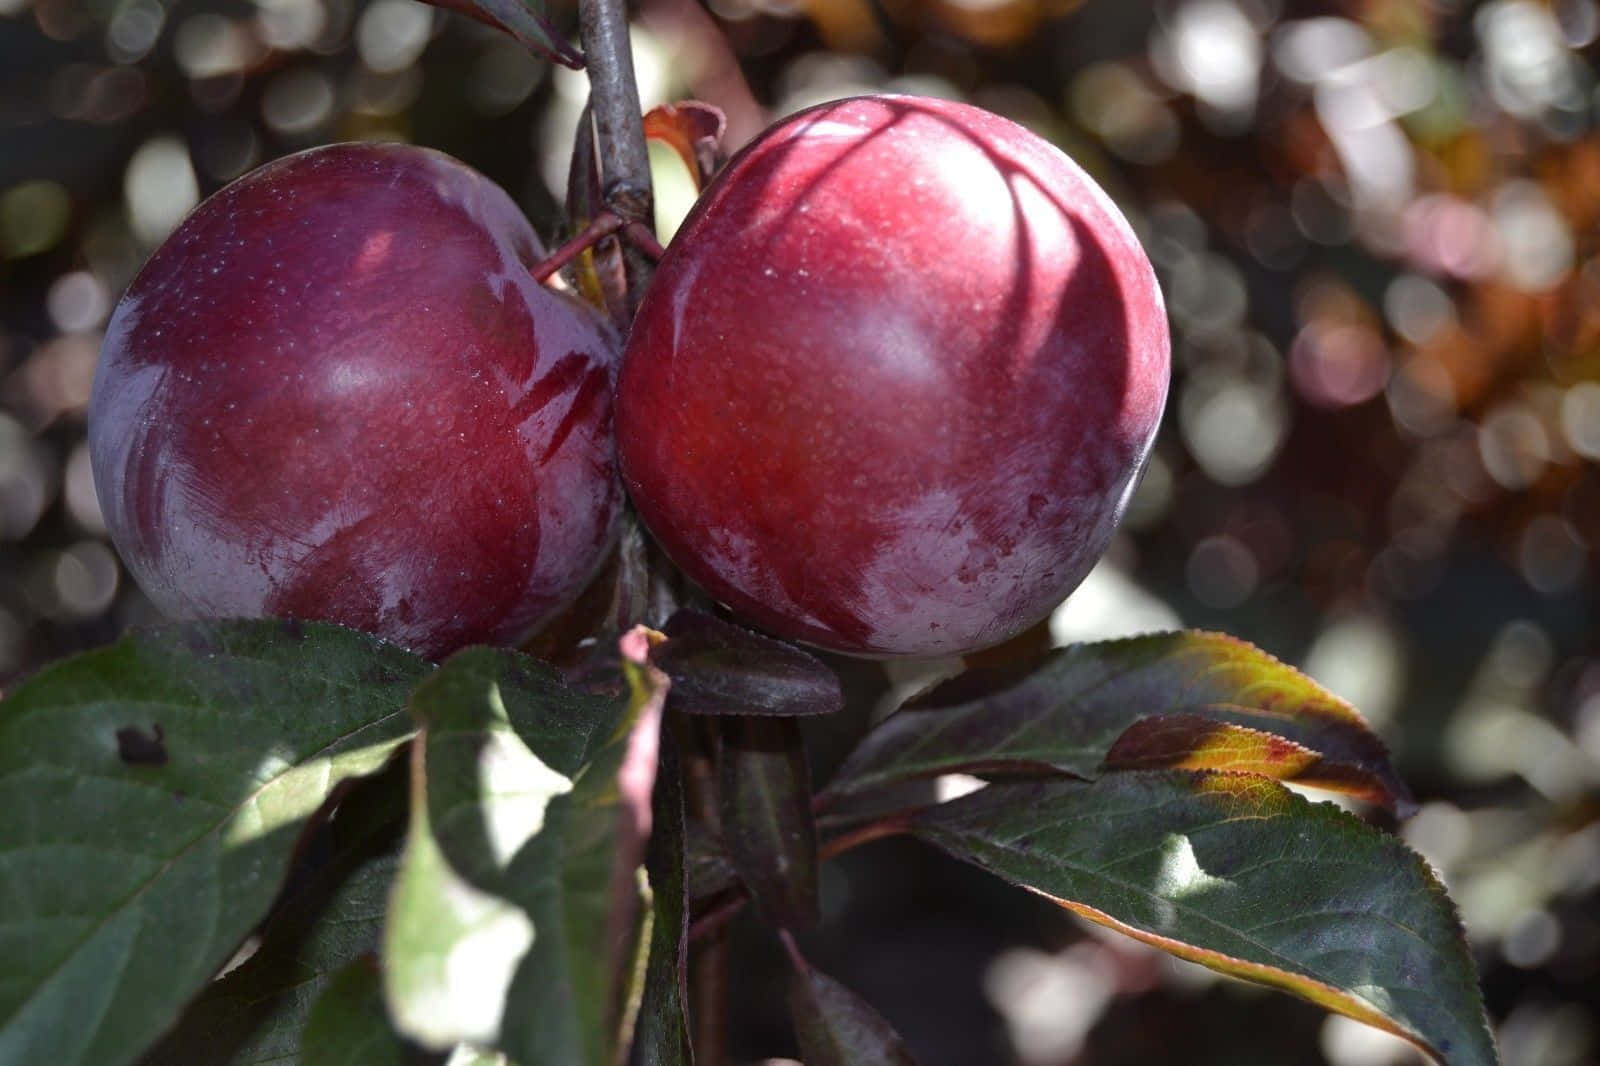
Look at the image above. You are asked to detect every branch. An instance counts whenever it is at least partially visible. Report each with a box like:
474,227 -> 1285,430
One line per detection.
579,0 -> 656,316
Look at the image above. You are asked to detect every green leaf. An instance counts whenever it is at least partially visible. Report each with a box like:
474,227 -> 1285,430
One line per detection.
788,963 -> 916,1066
652,610 -> 843,717
414,0 -> 581,68
633,729 -> 693,1066
300,958 -> 422,1066
823,631 -> 1411,814
383,644 -> 645,1065
913,772 -> 1497,1066
138,741 -> 408,1066
0,620 -> 429,1066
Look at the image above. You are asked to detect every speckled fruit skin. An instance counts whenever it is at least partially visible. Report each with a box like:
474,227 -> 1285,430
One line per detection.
89,142 -> 622,660
615,95 -> 1170,657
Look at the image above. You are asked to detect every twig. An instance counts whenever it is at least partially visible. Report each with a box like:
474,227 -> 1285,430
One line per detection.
532,212 -> 626,283
531,212 -> 665,285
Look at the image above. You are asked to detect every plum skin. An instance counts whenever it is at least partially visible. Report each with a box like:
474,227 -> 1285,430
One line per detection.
615,95 -> 1171,657
89,142 -> 622,660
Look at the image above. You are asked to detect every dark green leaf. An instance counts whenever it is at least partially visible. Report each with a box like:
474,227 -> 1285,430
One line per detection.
824,632 -> 1411,814
383,642 -> 657,1066
913,772 -> 1496,1066
785,935 -> 915,1066
0,620 -> 428,1066
415,0 -> 581,68
299,957 -> 419,1066
633,728 -> 693,1066
719,717 -> 820,928
653,610 -> 843,717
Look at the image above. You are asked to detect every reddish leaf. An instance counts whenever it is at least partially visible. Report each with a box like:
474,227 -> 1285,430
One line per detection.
683,819 -> 739,905
719,717 -> 820,929
642,101 -> 727,192
652,610 -> 843,717
782,933 -> 916,1066
418,0 -> 581,68
823,631 -> 1412,815
1104,713 -> 1397,804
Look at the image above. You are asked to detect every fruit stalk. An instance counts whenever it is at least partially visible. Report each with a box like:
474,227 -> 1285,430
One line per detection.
577,0 -> 655,310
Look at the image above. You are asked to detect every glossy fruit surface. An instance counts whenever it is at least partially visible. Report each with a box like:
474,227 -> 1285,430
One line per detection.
90,142 -> 622,659
616,95 -> 1170,657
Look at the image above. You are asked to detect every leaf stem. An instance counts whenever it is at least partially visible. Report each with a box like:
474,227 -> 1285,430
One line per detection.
687,886 -> 747,946
818,812 -> 916,861
776,927 -> 808,974
686,812 -> 916,945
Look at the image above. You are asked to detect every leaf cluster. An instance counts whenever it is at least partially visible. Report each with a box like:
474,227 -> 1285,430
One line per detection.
0,615 -> 1499,1065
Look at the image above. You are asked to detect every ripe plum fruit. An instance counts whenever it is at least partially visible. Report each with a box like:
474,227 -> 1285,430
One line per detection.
90,142 -> 622,659
616,95 -> 1170,657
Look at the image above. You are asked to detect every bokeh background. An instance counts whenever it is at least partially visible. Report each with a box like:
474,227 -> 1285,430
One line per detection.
2,0 -> 1597,1063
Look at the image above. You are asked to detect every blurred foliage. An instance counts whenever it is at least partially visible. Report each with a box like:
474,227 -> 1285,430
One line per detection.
1,0 -> 1598,1063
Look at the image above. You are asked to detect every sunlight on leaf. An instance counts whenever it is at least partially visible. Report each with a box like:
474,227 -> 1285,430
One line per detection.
387,787 -> 534,1046
914,771 -> 1497,1066
0,620 -> 427,1066
445,1047 -> 512,1066
824,631 -> 1412,815
139,761 -> 408,1066
225,740 -> 400,847
478,682 -> 575,865
382,642 -> 654,1066
1151,832 -> 1233,902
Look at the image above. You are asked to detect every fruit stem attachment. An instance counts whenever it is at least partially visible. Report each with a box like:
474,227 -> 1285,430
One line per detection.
578,0 -> 655,310
531,211 -> 666,285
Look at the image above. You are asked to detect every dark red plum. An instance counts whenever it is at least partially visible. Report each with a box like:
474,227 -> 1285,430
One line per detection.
89,142 -> 622,659
615,95 -> 1170,657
